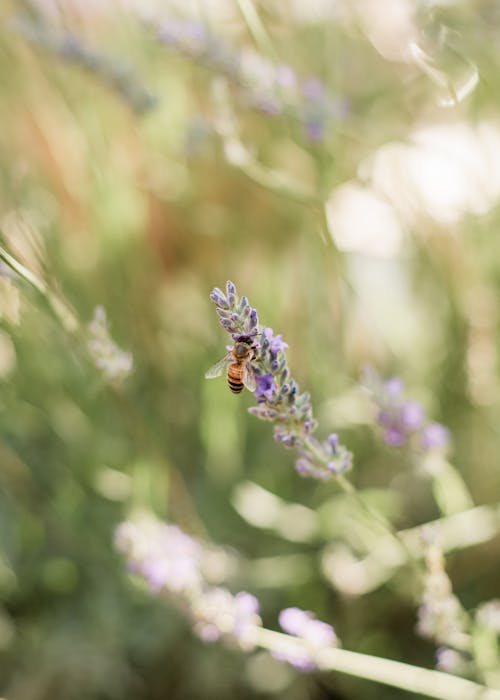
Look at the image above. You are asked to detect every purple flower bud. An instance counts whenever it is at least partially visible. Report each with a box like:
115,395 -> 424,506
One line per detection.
421,423 -> 449,451
384,378 -> 403,396
279,607 -> 310,636
197,624 -> 220,643
263,328 -> 288,356
209,289 -> 228,307
302,618 -> 337,647
295,458 -> 312,475
211,286 -> 226,299
271,359 -> 279,371
384,427 -> 406,447
327,433 -> 338,453
274,428 -> 298,448
248,406 -> 278,420
216,307 -> 230,318
328,451 -> 352,474
271,647 -> 316,672
275,64 -> 297,88
234,591 -> 259,615
226,281 -> 236,305
304,120 -> 325,142
249,309 -> 258,328
377,410 -> 392,427
254,373 -> 277,401
302,78 -> 325,102
436,647 -> 466,674
279,607 -> 339,654
401,402 -> 424,430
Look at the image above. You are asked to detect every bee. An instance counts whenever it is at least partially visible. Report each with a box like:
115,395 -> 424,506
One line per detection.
205,335 -> 257,394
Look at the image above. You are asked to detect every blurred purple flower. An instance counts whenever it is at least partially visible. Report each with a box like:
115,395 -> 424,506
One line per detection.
327,433 -> 339,451
115,518 -> 202,594
15,20 -> 157,115
271,645 -> 317,672
383,427 -> 407,447
417,540 -> 466,647
401,402 -> 424,430
279,607 -> 310,635
87,306 -> 133,383
149,19 -> 346,143
436,647 -> 468,674
275,607 -> 339,671
384,378 -> 404,396
116,516 -> 262,650
304,121 -> 325,142
279,607 -> 337,645
302,78 -> 325,101
193,587 -> 261,650
276,64 -> 297,88
421,423 -> 450,451
363,368 -> 450,453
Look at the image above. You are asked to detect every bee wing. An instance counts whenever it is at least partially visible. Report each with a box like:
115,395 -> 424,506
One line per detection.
205,353 -> 231,379
242,362 -> 257,392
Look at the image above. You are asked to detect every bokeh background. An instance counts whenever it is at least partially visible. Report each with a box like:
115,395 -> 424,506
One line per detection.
1,0 -> 500,698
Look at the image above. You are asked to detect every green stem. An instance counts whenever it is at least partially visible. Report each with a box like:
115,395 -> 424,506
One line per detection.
0,243 -> 79,333
0,244 -> 46,294
255,627 -> 500,700
212,79 -> 318,205
307,431 -> 421,579
235,0 -> 277,61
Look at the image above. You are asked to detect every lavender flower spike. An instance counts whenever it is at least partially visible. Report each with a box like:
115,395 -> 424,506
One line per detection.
207,281 -> 352,481
273,607 -> 340,671
362,367 -> 450,454
115,515 -> 262,650
87,306 -> 133,383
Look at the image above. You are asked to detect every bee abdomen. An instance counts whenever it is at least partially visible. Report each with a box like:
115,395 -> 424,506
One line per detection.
228,380 -> 243,393
228,364 -> 244,394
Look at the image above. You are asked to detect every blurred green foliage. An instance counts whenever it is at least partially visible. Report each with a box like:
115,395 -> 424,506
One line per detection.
1,1 -> 500,698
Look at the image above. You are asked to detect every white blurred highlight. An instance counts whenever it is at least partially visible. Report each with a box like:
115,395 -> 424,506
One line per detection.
323,504 -> 500,595
326,183 -> 403,257
370,122 -> 500,225
409,42 -> 479,107
349,0 -> 417,61
327,121 -> 500,258
246,651 -> 293,693
232,481 -> 317,542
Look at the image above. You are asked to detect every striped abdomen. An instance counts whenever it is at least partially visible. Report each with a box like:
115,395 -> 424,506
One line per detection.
227,362 -> 244,394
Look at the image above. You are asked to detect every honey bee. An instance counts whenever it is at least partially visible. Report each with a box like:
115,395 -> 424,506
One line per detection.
205,335 -> 257,394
